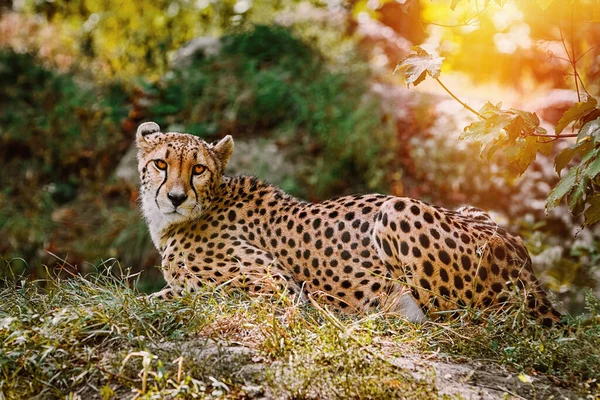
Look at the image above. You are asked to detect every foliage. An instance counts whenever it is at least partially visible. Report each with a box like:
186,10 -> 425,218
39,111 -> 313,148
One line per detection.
0,49 -> 131,272
394,46 -> 443,86
459,102 -> 552,175
396,43 -> 600,226
547,97 -> 600,223
0,270 -> 598,398
146,25 -> 395,198
19,0 -> 304,80
0,24 -> 394,276
0,50 -> 129,200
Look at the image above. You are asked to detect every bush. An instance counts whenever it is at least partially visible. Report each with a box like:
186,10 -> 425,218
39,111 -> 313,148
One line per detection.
0,50 -> 130,269
0,50 -> 129,200
145,25 -> 395,198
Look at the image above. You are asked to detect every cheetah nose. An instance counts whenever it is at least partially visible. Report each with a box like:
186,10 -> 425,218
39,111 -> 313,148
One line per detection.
167,191 -> 188,208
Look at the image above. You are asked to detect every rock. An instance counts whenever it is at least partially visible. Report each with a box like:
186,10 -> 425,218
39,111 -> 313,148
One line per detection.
170,36 -> 221,68
114,144 -> 139,187
224,138 -> 297,186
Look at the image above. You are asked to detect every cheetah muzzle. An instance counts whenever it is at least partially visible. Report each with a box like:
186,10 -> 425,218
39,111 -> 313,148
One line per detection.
136,122 -> 562,327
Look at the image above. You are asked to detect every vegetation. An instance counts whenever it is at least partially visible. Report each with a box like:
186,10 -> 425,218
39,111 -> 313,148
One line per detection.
0,25 -> 393,274
1,0 -> 600,396
0,50 -> 132,277
0,50 -> 129,202
394,0 -> 600,227
397,44 -> 600,226
18,0 -> 307,80
0,269 -> 598,399
146,25 -> 393,198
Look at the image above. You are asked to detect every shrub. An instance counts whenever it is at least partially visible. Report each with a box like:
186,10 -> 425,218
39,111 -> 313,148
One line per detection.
145,25 -> 395,199
0,50 -> 130,269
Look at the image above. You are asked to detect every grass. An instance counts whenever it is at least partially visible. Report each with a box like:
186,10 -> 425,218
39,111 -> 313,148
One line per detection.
0,263 -> 599,399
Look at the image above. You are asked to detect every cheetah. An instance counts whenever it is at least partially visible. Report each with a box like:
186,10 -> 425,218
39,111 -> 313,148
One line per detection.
136,122 -> 562,326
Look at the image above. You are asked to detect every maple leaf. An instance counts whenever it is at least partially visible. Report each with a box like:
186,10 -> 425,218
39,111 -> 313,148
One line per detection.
554,139 -> 594,175
567,175 -> 588,215
547,145 -> 600,218
395,47 -> 444,87
460,103 -> 552,175
577,116 -> 600,143
552,117 -> 600,175
555,96 -> 598,134
547,168 -> 578,209
584,194 -> 600,226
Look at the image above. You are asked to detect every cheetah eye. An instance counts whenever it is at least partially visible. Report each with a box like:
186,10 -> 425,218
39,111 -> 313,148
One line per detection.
154,159 -> 167,171
192,164 -> 206,175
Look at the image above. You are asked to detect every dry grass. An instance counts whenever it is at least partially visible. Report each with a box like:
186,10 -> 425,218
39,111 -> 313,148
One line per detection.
0,261 -> 599,399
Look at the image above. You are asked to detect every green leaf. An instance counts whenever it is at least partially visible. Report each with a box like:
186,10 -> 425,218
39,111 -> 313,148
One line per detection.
395,47 -> 444,87
567,176 -> 587,214
577,116 -> 600,143
581,108 -> 600,125
460,104 -> 552,174
555,147 -> 579,175
584,194 -> 600,226
583,147 -> 600,179
547,167 -> 578,209
509,109 -> 542,132
461,114 -> 512,160
555,96 -> 598,134
503,136 -> 552,176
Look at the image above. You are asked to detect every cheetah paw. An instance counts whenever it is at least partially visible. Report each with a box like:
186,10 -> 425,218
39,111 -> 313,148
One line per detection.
148,288 -> 179,300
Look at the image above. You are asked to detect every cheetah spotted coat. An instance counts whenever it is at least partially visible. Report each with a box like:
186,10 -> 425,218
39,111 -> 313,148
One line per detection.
136,122 -> 561,327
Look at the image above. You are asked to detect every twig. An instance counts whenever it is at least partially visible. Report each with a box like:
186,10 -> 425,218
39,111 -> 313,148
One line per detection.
531,133 -> 578,138
575,46 -> 594,63
420,20 -> 479,28
419,3 -> 489,30
570,8 -> 580,102
435,77 -> 485,119
434,78 -> 577,141
559,17 -> 586,102
552,29 -> 591,97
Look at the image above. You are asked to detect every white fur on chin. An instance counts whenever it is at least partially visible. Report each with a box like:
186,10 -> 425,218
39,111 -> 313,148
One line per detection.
140,193 -> 200,250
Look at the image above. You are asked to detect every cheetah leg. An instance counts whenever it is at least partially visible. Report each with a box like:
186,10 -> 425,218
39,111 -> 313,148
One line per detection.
148,287 -> 181,300
372,201 -> 427,323
158,240 -> 306,303
388,289 -> 427,322
376,281 -> 427,322
224,244 -> 307,302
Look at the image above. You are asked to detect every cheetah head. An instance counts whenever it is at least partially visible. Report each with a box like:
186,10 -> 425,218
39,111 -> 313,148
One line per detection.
136,122 -> 233,234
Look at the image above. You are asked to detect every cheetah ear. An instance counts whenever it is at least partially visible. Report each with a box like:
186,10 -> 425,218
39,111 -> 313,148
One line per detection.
212,135 -> 234,169
136,121 -> 162,149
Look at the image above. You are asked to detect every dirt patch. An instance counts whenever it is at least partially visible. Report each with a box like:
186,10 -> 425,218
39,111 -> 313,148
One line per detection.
389,353 -> 578,399
131,339 -> 581,399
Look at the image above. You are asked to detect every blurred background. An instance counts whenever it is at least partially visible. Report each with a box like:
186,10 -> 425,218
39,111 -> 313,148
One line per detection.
1,0 -> 599,314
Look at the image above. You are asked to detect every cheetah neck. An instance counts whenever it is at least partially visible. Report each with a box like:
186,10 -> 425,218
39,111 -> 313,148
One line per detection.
214,175 -> 305,250
217,176 -> 299,215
